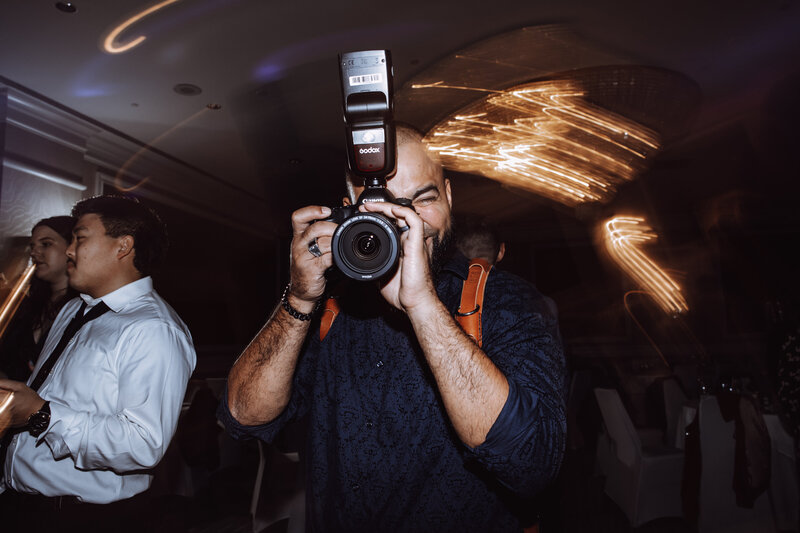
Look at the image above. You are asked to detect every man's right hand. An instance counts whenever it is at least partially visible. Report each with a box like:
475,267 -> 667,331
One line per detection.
0,380 -> 45,429
288,206 -> 336,312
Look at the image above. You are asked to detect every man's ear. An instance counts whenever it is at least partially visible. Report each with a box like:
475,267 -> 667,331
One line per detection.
444,178 -> 452,208
117,235 -> 135,260
496,242 -> 506,264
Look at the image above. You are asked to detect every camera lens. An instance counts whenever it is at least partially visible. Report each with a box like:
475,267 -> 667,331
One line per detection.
354,232 -> 381,260
331,213 -> 400,280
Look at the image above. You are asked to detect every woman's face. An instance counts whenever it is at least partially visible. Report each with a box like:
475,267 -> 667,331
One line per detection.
30,225 -> 71,285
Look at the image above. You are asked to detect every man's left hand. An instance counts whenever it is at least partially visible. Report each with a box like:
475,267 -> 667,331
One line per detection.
0,379 -> 46,428
360,202 -> 438,313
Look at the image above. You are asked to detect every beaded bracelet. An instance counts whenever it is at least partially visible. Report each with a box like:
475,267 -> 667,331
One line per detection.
281,284 -> 321,321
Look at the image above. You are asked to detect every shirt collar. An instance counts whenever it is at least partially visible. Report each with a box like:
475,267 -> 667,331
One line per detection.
79,276 -> 153,313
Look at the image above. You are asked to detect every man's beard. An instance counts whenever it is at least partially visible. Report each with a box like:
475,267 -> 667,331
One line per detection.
429,218 -> 455,275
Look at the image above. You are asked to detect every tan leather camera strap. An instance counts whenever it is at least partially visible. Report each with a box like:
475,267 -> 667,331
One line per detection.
455,258 -> 492,347
320,297 -> 340,341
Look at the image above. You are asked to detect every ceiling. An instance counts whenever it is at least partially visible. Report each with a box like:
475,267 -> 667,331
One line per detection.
1,0 -> 800,232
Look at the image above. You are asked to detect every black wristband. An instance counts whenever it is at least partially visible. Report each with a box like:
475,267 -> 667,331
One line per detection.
281,284 -> 320,321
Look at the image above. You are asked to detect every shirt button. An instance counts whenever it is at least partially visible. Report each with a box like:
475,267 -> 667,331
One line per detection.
376,360 -> 384,368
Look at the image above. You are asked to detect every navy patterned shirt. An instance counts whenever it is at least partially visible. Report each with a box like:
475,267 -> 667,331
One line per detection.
219,253 -> 566,532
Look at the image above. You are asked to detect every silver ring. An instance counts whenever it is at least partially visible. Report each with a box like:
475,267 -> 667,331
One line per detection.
307,237 -> 322,258
398,225 -> 410,233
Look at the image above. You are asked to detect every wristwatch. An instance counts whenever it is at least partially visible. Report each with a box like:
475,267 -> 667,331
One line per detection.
27,401 -> 51,437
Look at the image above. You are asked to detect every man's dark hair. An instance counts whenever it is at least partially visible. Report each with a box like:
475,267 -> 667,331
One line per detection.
456,219 -> 502,265
71,195 -> 168,276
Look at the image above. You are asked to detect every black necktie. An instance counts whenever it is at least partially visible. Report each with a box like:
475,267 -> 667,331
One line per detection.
28,300 -> 111,392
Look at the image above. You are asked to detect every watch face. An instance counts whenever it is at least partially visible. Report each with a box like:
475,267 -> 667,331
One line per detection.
28,410 -> 50,437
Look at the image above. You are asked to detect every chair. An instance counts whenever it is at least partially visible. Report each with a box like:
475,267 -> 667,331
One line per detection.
250,440 -> 305,533
205,377 -> 228,400
662,377 -> 689,448
696,396 -> 775,533
150,382 -> 220,499
763,414 -> 798,531
593,388 -> 685,527
673,363 -> 699,399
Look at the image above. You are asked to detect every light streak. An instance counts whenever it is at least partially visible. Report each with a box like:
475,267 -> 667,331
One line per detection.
2,159 -> 87,191
0,390 -> 13,437
624,290 -> 671,368
411,82 -> 502,94
601,216 -> 688,315
421,79 -> 660,206
0,263 -> 36,341
115,106 -> 211,192
102,0 -> 181,54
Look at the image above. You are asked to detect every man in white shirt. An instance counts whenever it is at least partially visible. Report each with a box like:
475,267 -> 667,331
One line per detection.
0,195 -> 196,531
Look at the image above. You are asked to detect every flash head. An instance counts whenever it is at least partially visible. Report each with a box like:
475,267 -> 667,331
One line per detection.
339,50 -> 396,184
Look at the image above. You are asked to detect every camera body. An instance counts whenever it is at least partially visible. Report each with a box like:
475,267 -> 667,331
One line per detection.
327,49 -> 407,281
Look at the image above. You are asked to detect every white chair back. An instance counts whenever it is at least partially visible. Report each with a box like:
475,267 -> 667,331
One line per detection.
763,414 -> 799,531
594,388 -> 641,467
663,378 -> 688,448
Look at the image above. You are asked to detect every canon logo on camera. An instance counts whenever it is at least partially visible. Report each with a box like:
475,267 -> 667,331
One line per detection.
359,146 -> 382,154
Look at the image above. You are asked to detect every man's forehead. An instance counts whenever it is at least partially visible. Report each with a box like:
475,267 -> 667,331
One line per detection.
386,143 -> 444,195
349,138 -> 444,199
73,213 -> 102,232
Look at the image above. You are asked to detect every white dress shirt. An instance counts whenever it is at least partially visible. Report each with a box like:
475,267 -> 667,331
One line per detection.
2,277 -> 196,503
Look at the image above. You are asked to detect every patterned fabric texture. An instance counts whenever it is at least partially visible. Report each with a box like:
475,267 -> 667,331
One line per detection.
219,253 -> 566,532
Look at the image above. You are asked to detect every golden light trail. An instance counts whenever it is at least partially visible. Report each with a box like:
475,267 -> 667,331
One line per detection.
601,216 -> 688,315
102,0 -> 181,54
0,390 -> 14,437
115,106 -> 211,192
624,290 -> 671,368
0,263 -> 36,341
421,80 -> 660,207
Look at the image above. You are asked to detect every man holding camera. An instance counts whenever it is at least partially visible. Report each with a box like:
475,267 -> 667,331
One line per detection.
220,125 -> 566,532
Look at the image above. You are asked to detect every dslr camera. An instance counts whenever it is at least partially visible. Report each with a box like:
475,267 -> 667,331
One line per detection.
324,49 -> 409,281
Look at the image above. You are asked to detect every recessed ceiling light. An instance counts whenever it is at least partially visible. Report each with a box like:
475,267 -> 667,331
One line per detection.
173,83 -> 202,96
55,2 -> 77,13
